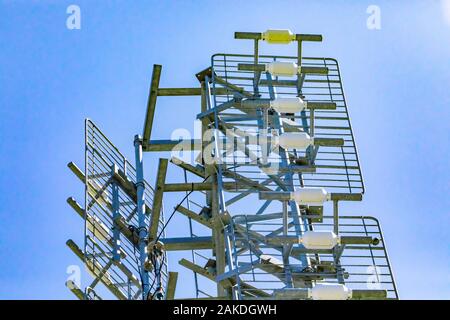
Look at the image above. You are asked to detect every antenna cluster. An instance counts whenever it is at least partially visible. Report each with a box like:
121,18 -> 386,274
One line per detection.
66,29 -> 398,300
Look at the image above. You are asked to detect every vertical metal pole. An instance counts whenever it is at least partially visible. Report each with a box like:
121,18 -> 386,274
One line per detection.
127,279 -> 132,300
333,200 -> 345,283
184,168 -> 200,298
282,201 -> 294,287
297,40 -> 311,163
211,172 -> 227,297
202,78 -> 227,298
200,80 -> 216,297
260,108 -> 269,165
253,39 -> 260,96
111,165 -> 121,262
134,135 -> 150,299
206,76 -> 226,213
333,200 -> 339,235
224,225 -> 239,300
229,220 -> 242,300
297,40 -> 303,95
306,108 -> 315,162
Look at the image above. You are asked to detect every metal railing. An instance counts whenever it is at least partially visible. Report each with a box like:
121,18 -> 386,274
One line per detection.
83,119 -> 168,299
211,54 -> 364,194
228,214 -> 398,299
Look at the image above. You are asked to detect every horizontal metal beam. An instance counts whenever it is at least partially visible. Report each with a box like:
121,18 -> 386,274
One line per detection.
330,193 -> 362,201
273,288 -> 387,300
234,32 -> 322,42
265,235 -> 301,245
164,182 -> 211,192
238,63 -> 266,72
265,235 -> 377,246
340,236 -> 377,245
352,290 -> 387,299
259,191 -> 362,202
164,182 -> 249,192
240,99 -> 336,111
144,139 -> 202,152
234,31 -> 262,40
259,79 -> 298,87
300,66 -> 328,74
307,102 -> 337,110
198,99 -> 336,114
157,87 -> 233,96
237,64 -> 328,75
273,288 -> 309,299
259,191 -> 291,201
279,165 -> 316,173
313,138 -> 344,147
296,34 -> 322,42
161,236 -> 213,251
260,79 -> 335,88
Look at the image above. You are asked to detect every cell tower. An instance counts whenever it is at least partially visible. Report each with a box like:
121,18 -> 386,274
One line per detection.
66,29 -> 398,300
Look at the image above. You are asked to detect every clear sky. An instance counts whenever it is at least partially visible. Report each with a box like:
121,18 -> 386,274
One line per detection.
0,0 -> 449,299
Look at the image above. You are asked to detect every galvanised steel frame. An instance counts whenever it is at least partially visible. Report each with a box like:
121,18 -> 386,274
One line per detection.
67,30 -> 397,300
211,54 -> 364,194
228,214 -> 398,299
66,120 -> 169,300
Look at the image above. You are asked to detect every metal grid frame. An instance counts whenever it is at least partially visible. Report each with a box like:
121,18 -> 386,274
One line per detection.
67,30 -> 398,301
83,119 -> 168,299
211,53 -> 364,194
229,214 -> 398,299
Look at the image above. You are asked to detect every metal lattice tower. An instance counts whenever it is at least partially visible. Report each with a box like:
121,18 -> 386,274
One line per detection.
66,30 -> 398,300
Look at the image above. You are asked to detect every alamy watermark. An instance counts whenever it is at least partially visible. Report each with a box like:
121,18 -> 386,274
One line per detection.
169,121 -> 283,174
66,4 -> 81,30
66,264 -> 81,289
366,5 -> 381,30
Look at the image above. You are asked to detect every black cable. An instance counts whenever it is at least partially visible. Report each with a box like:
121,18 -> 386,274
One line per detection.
149,175 -> 210,299
129,225 -> 146,300
154,175 -> 210,244
147,250 -> 165,300
129,175 -> 201,302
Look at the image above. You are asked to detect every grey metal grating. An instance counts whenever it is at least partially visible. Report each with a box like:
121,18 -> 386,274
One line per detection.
211,54 -> 364,194
230,214 -> 398,300
84,119 -> 168,299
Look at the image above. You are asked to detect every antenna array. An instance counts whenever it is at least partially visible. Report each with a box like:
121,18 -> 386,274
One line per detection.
67,29 -> 398,300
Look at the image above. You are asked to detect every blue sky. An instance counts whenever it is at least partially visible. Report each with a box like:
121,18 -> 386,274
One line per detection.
0,0 -> 449,299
